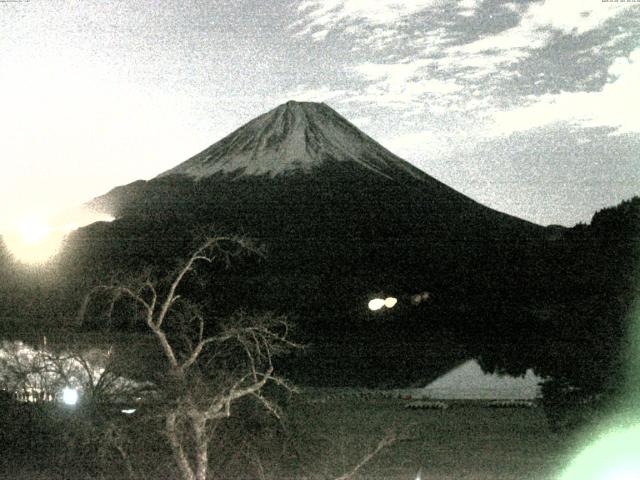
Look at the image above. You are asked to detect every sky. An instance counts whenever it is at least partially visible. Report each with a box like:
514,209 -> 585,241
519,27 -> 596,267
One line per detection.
1,0 -> 639,231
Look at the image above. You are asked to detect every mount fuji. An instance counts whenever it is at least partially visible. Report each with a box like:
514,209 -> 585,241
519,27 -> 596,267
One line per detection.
73,101 -> 548,386
159,100 -> 427,180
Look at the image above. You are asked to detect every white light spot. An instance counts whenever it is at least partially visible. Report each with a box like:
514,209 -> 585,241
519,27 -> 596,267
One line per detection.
4,215 -> 64,264
368,298 -> 385,311
19,216 -> 50,245
121,408 -> 136,414
62,387 -> 78,406
4,215 -> 60,264
384,297 -> 398,308
2,210 -> 115,264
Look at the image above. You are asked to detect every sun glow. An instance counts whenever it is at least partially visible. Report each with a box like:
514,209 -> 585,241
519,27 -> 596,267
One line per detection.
18,216 -> 50,245
3,215 -> 64,265
2,211 -> 115,265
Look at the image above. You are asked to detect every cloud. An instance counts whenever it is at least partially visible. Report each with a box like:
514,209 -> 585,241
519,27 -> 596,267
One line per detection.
351,59 -> 465,107
380,130 -> 437,157
490,47 -> 640,135
293,0 -> 640,137
295,0 -> 635,45
311,29 -> 330,41
458,0 -> 480,17
343,24 -> 411,50
525,0 -> 636,36
353,59 -> 434,82
451,0 -> 637,69
295,0 -> 442,36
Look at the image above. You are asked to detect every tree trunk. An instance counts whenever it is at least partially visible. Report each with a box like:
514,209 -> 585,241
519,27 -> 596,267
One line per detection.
193,414 -> 209,480
166,412 -> 196,480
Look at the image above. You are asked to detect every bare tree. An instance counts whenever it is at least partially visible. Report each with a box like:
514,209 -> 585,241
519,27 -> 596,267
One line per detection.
0,339 -> 134,404
78,235 -> 300,480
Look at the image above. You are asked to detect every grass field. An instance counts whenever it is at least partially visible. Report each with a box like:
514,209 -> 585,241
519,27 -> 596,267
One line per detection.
0,391 -> 580,479
283,394 -> 574,480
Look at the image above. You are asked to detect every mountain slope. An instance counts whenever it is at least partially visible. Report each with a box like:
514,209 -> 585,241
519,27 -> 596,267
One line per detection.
75,100 -> 548,386
159,100 -> 426,180
91,101 -> 537,235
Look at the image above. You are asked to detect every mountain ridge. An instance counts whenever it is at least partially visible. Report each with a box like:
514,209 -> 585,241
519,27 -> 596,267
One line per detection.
91,100 -> 540,231
158,100 -> 429,182
71,100 -> 551,386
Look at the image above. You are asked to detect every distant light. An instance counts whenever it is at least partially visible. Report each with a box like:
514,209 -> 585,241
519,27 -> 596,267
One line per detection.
368,298 -> 385,311
384,297 -> 398,308
121,408 -> 136,414
62,387 -> 78,406
411,292 -> 430,305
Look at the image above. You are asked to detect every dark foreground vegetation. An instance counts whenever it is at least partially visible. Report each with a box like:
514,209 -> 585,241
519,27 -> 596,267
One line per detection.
0,393 -> 571,480
0,196 -> 638,479
3,198 -> 638,419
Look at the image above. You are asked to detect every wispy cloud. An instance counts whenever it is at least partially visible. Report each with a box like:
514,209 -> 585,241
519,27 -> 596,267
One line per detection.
353,59 -> 434,83
524,0 -> 636,36
490,47 -> 640,135
295,0 -> 442,37
458,0 -> 480,18
450,0 -> 638,70
350,59 -> 465,109
292,0 -> 640,137
380,129 -> 453,161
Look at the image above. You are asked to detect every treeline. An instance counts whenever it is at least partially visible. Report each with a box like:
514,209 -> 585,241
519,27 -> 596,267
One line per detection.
471,196 -> 639,428
0,194 -> 638,413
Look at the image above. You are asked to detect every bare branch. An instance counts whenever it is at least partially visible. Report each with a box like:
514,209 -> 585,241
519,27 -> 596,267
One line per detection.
77,285 -> 114,325
333,430 -> 398,480
179,337 -> 216,373
155,236 -> 238,329
250,391 -> 282,420
150,325 -> 180,371
205,367 -> 275,420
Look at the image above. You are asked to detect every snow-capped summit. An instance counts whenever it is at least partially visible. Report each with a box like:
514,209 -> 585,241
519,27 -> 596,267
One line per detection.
158,101 -> 425,180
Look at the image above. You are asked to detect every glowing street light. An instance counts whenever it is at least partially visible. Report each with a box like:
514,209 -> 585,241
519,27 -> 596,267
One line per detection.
368,296 -> 398,311
368,298 -> 385,311
62,387 -> 79,406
